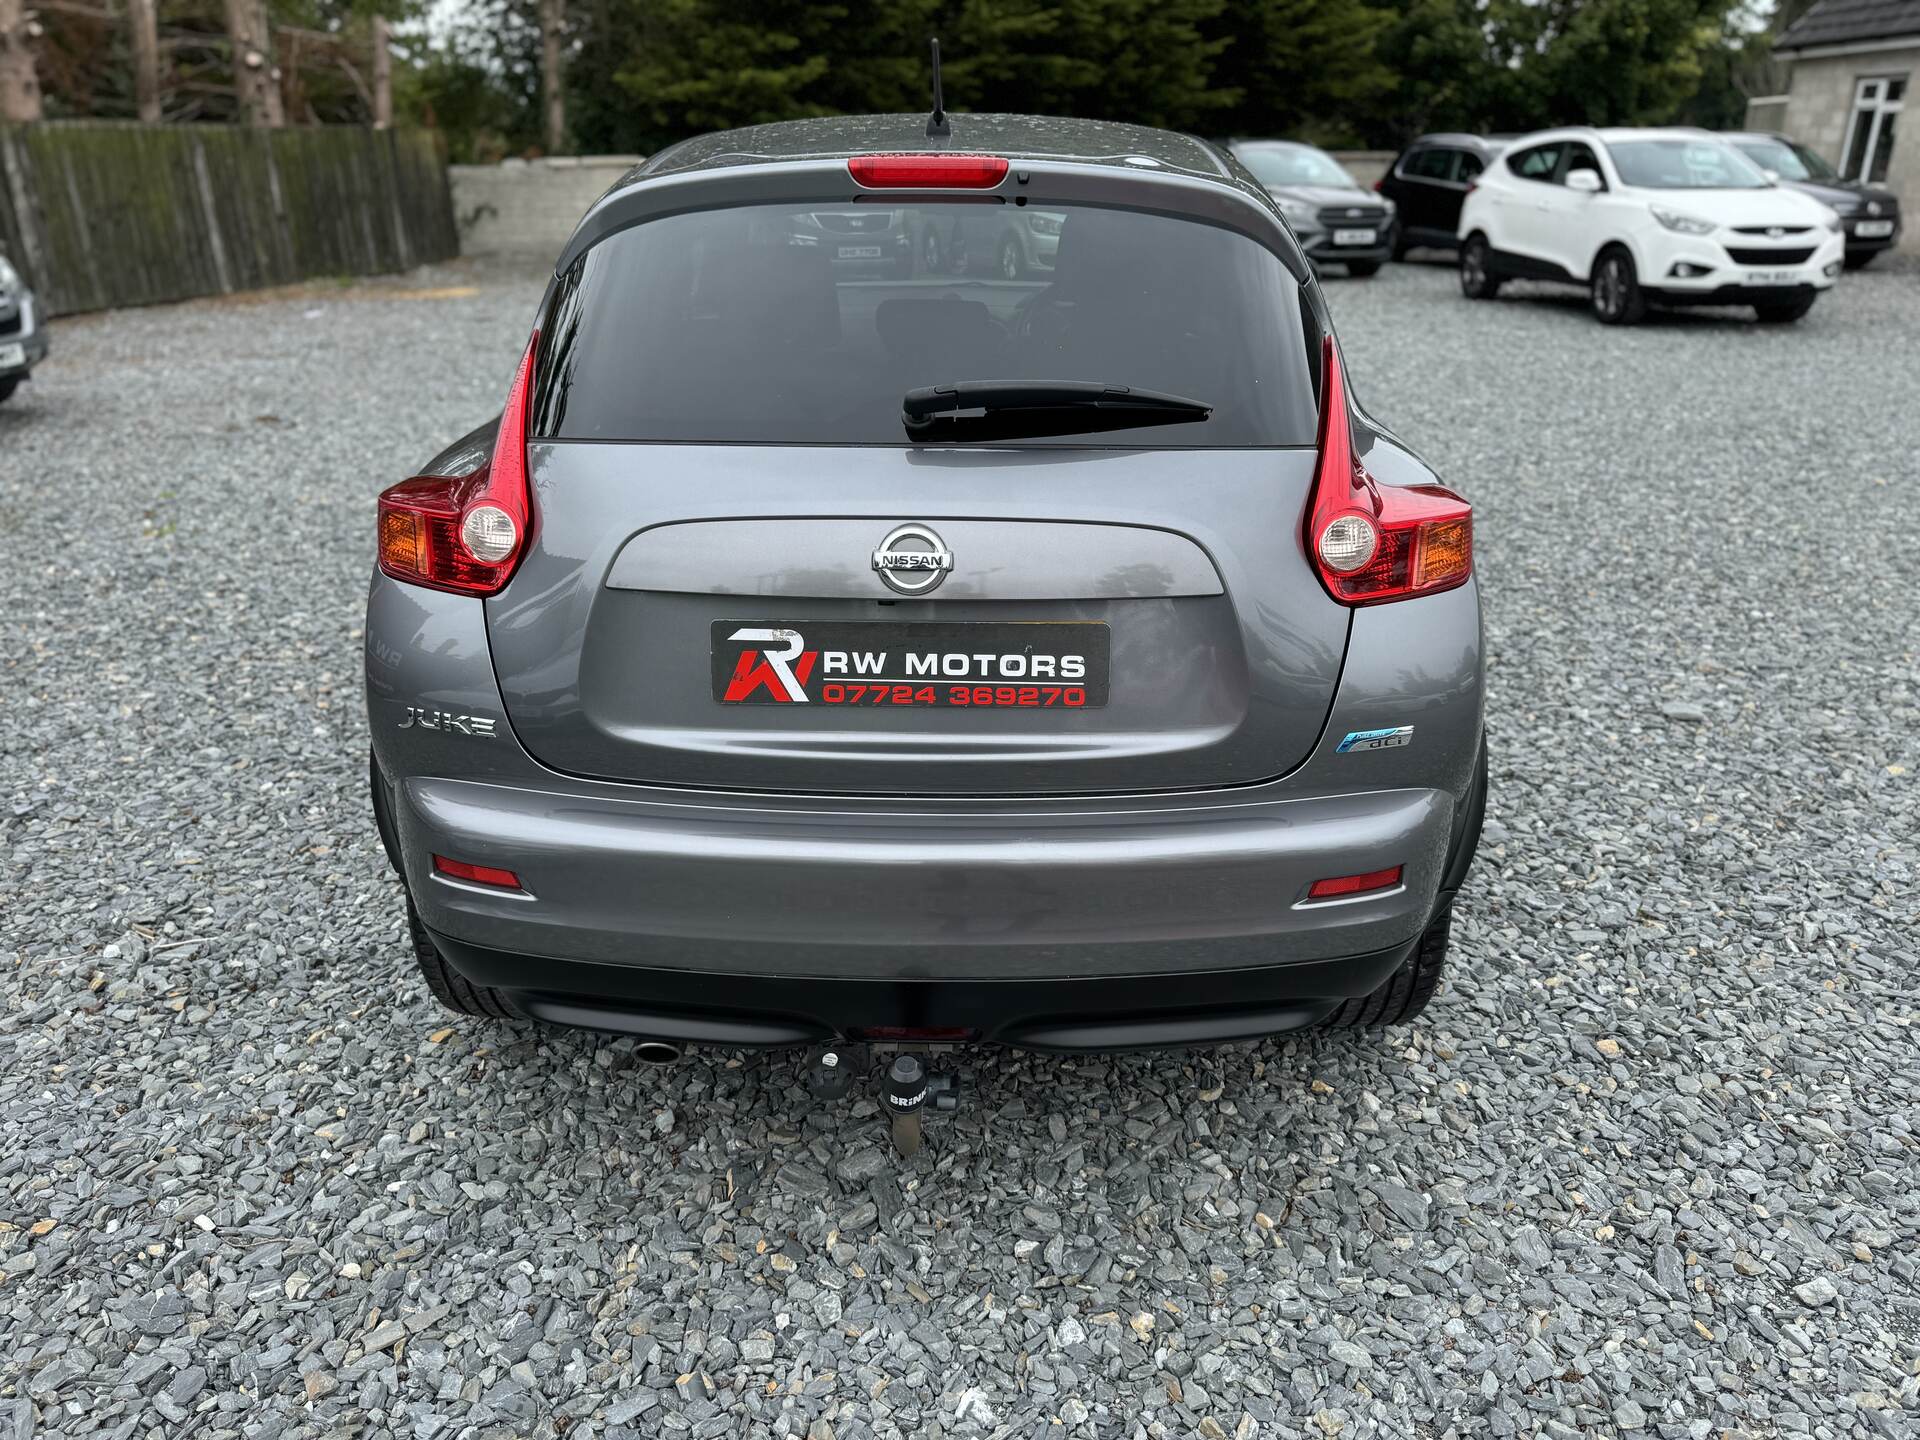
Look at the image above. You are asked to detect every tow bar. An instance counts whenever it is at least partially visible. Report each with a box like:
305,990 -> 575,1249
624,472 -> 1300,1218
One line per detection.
804,1043 -> 962,1156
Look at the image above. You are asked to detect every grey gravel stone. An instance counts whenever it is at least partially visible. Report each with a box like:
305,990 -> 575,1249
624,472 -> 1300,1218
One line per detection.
2,258 -> 1916,1440
1328,1339 -> 1371,1370
1794,1275 -> 1839,1307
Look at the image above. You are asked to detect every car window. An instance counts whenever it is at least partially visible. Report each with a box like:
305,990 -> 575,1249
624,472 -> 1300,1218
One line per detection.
1788,141 -> 1842,182
1234,144 -> 1361,189
1607,139 -> 1770,189
1457,151 -> 1485,182
1733,136 -> 1841,183
1562,142 -> 1605,185
532,201 -> 1318,449
1405,148 -> 1455,181
1509,143 -> 1566,182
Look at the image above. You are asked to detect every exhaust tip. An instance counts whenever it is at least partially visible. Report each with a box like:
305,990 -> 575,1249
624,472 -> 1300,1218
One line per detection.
633,1040 -> 683,1066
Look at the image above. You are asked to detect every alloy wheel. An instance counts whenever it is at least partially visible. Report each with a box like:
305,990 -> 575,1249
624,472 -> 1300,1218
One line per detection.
1595,257 -> 1625,319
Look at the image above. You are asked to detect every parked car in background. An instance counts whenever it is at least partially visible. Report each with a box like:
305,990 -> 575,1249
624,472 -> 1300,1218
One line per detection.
1223,140 -> 1396,276
920,206 -> 1064,279
1458,127 -> 1845,325
367,114 -> 1485,1081
1722,130 -> 1901,269
791,206 -> 917,277
0,253 -> 48,403
1377,134 -> 1507,257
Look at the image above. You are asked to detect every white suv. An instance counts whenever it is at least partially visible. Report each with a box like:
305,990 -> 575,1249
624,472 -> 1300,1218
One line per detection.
1457,127 -> 1845,325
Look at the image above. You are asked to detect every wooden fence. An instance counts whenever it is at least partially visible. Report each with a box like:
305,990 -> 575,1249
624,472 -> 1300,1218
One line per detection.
0,121 -> 458,316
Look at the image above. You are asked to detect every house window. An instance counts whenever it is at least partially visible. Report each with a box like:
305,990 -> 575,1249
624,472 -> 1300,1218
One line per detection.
1842,75 -> 1906,183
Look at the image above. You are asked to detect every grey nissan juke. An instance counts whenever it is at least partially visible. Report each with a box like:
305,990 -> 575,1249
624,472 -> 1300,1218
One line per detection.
365,111 -> 1486,1079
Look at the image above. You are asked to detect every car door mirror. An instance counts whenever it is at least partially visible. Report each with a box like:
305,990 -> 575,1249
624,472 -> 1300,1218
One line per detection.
1762,168 -> 1781,183
1565,168 -> 1603,194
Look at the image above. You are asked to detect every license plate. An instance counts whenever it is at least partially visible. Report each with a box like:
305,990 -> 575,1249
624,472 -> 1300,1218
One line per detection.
1747,269 -> 1801,285
1854,220 -> 1894,238
712,620 -> 1110,708
0,343 -> 22,368
1332,228 -> 1376,246
837,245 -> 883,259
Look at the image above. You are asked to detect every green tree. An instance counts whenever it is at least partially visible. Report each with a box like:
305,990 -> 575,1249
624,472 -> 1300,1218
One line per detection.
1370,0 -> 1528,141
942,0 -> 1234,130
1208,0 -> 1395,143
1512,0 -> 1738,127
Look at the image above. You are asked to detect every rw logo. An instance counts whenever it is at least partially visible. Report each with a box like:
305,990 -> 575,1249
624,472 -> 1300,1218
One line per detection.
723,627 -> 818,703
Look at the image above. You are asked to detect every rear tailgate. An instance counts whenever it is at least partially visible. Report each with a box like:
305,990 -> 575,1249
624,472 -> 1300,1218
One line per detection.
487,443 -> 1346,795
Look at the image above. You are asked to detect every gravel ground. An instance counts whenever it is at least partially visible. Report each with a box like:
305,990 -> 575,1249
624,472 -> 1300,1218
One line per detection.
3,255 -> 1917,1440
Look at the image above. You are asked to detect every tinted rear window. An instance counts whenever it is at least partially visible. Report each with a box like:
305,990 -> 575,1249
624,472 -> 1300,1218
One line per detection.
531,201 -> 1315,447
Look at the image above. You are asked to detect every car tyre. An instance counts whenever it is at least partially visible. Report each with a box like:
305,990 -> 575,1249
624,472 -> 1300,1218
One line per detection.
1842,251 -> 1876,271
1321,904 -> 1452,1028
1754,295 -> 1816,324
408,897 -> 526,1020
1320,737 -> 1484,1030
1347,260 -> 1381,278
1459,234 -> 1501,299
997,234 -> 1024,280
1590,247 -> 1645,326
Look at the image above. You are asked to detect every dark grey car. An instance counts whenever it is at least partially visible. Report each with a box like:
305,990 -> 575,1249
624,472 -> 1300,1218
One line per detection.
0,252 -> 49,402
1223,139 -> 1398,275
367,114 -> 1484,1067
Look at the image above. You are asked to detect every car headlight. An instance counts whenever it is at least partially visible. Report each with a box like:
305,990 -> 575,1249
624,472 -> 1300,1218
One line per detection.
1651,208 -> 1715,236
1824,209 -> 1845,233
1275,196 -> 1315,224
0,256 -> 18,291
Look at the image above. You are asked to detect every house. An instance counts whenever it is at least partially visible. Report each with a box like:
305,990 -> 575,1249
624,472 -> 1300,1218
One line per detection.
1748,0 -> 1917,252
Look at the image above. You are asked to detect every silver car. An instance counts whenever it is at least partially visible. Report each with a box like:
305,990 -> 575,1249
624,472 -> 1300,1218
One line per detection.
366,116 -> 1484,1086
1225,140 -> 1399,277
0,253 -> 48,403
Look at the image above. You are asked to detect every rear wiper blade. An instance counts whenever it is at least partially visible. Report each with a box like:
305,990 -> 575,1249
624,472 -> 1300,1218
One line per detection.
902,380 -> 1212,441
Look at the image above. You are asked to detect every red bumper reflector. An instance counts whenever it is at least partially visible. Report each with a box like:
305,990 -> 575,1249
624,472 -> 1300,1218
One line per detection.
848,154 -> 1009,189
433,855 -> 523,890
1308,865 -> 1403,900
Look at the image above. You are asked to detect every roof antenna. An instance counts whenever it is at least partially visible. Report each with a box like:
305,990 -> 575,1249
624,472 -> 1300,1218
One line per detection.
926,38 -> 950,138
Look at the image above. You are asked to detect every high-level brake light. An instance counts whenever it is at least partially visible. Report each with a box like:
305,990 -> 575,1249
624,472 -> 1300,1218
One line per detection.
1304,335 -> 1473,605
848,154 -> 1009,189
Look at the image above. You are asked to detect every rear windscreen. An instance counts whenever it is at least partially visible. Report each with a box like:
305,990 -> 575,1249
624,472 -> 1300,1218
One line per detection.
531,201 -> 1316,447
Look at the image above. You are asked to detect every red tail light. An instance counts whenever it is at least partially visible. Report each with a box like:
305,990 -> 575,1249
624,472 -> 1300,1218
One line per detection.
433,854 -> 523,890
378,335 -> 538,596
1308,865 -> 1403,900
1372,178 -> 1385,192
848,153 -> 1009,189
1305,335 -> 1472,606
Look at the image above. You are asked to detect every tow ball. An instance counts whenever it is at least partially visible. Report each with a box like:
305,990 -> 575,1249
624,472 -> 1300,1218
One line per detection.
804,1045 -> 962,1156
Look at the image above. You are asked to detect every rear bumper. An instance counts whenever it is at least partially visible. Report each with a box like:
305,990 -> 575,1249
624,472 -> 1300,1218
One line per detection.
1303,236 -> 1394,267
398,776 -> 1459,982
1643,281 -> 1823,307
428,924 -> 1420,1049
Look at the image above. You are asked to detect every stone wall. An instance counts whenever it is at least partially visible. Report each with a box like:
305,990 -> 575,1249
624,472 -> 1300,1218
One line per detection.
449,155 -> 642,259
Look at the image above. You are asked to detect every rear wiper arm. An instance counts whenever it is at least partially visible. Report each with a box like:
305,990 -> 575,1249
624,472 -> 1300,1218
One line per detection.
902,380 -> 1212,441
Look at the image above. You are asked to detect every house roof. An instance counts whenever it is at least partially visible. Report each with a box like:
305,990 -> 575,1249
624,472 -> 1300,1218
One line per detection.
1776,0 -> 1920,53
